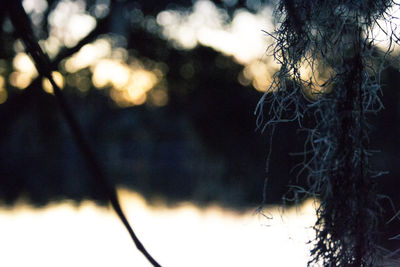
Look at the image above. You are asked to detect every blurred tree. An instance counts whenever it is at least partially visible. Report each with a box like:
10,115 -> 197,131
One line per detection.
0,0 -> 274,207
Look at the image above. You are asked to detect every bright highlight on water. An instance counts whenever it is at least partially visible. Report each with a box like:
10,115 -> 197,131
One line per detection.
0,189 -> 316,267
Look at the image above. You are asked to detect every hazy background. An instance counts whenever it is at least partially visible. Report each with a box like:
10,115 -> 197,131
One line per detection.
0,0 -> 399,264
0,0 -> 291,207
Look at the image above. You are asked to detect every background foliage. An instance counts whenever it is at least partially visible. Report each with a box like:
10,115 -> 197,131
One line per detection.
0,0 -> 399,261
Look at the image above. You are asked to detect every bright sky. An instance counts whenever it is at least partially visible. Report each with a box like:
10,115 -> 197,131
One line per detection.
11,0 -> 400,101
370,2 -> 400,51
0,189 -> 317,267
12,0 -> 278,101
156,0 -> 274,64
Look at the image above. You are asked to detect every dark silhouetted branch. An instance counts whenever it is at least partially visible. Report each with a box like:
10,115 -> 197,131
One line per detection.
8,2 -> 162,266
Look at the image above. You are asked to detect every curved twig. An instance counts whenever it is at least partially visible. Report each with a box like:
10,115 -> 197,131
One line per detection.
8,2 -> 162,266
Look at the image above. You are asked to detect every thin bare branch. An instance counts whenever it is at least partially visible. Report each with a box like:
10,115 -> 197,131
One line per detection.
8,2 -> 162,266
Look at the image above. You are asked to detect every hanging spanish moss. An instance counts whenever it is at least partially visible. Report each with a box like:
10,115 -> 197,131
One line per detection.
256,0 -> 399,266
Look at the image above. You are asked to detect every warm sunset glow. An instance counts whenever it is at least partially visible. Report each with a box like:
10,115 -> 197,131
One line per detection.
92,59 -> 160,107
155,0 -> 279,93
9,72 -> 32,89
157,0 -> 274,64
10,53 -> 38,89
61,35 -> 164,106
64,39 -> 112,73
148,88 -> 169,107
0,76 -> 7,104
19,0 -> 400,101
240,60 -> 279,92
299,61 -> 334,100
41,36 -> 62,59
42,71 -> 65,94
92,59 -> 130,89
0,189 -> 317,267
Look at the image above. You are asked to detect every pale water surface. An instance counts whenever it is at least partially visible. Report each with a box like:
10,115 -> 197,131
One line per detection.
0,189 -> 316,267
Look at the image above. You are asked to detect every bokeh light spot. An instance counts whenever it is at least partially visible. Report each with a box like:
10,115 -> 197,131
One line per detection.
23,0 -> 48,14
0,76 -> 7,104
11,53 -> 38,89
65,39 -> 112,73
157,0 -> 274,64
48,0 -> 96,48
9,72 -> 32,89
42,71 -> 65,94
92,58 -> 160,107
148,88 -> 168,107
13,53 -> 37,75
0,89 -> 7,104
